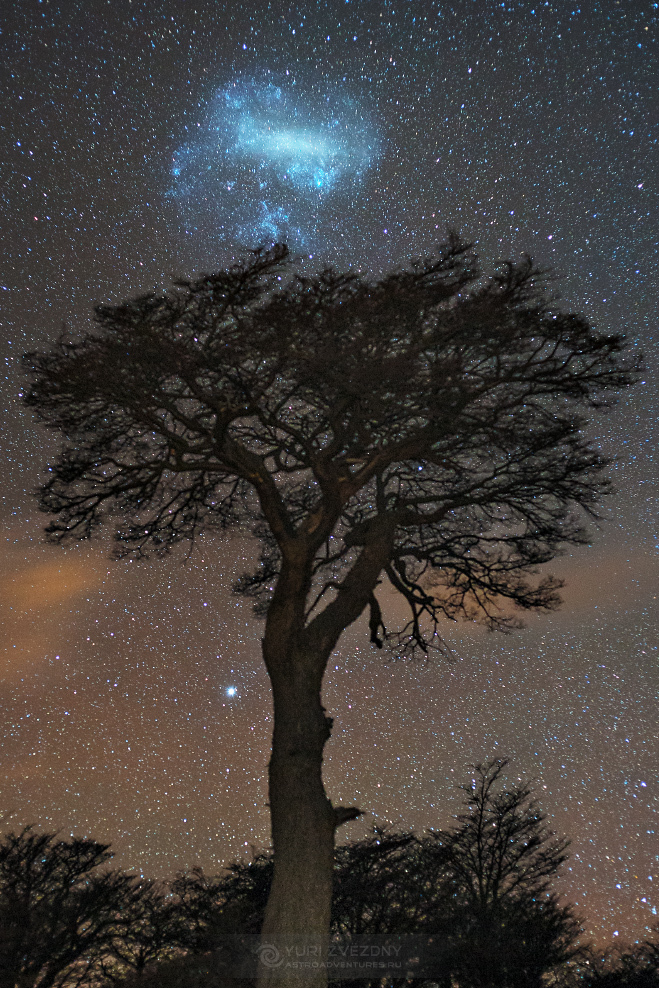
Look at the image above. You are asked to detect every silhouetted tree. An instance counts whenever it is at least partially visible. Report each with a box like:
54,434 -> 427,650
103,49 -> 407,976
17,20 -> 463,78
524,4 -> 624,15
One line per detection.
0,828 -> 138,988
169,855 -> 273,950
24,238 -> 637,988
99,880 -> 181,983
422,760 -> 581,988
331,830 -> 452,988
167,868 -> 227,954
579,939 -> 659,988
332,829 -> 429,936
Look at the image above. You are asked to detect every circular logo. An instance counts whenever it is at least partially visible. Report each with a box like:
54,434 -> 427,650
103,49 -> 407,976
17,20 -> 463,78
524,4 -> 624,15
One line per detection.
256,943 -> 283,969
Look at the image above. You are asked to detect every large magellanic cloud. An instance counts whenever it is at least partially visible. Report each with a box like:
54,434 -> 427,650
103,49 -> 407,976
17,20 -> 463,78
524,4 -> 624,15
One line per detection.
167,75 -> 379,255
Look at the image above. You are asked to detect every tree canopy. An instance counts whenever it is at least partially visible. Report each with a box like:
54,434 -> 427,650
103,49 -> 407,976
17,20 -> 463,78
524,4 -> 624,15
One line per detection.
24,238 -> 635,651
0,828 -> 139,988
422,760 -> 581,988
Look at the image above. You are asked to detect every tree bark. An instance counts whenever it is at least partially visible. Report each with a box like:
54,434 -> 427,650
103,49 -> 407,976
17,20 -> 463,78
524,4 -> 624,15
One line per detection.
257,649 -> 335,988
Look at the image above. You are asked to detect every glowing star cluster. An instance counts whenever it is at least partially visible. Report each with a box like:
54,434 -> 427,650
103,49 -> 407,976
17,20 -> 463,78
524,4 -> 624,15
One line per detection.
167,76 -> 378,253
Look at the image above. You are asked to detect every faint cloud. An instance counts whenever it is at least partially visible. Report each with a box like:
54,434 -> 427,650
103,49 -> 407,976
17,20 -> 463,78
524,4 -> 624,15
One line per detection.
2,557 -> 99,610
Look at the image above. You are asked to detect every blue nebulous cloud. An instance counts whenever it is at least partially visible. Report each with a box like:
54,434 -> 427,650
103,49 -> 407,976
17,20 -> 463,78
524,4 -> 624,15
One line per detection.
167,75 -> 379,256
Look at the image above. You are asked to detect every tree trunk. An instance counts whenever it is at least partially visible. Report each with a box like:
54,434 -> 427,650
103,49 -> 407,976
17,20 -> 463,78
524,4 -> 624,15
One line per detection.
254,525 -> 394,988
258,649 -> 335,988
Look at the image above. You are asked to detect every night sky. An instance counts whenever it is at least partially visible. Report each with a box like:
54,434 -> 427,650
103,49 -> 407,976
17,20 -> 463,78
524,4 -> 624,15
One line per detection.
1,0 -> 658,948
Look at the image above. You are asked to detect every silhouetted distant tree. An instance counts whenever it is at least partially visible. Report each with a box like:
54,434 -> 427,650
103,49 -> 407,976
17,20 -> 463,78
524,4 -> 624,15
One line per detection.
24,239 -> 637,988
330,830 -> 453,988
422,760 -> 581,988
167,868 -> 227,953
332,829 -> 430,936
169,855 -> 273,950
329,767 -> 581,988
0,828 -> 137,988
99,879 -> 181,983
580,939 -> 659,988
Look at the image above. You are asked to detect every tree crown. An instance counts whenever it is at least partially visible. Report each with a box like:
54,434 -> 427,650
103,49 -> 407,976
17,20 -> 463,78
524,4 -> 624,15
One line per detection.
24,238 -> 638,651
426,759 -> 570,909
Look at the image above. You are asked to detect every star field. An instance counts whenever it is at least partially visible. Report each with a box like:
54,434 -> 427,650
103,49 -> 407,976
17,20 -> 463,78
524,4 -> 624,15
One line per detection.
1,0 -> 658,949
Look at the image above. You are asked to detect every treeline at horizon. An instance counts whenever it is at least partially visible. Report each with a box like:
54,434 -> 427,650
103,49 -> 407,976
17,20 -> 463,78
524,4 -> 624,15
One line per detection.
1,759 -> 656,988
